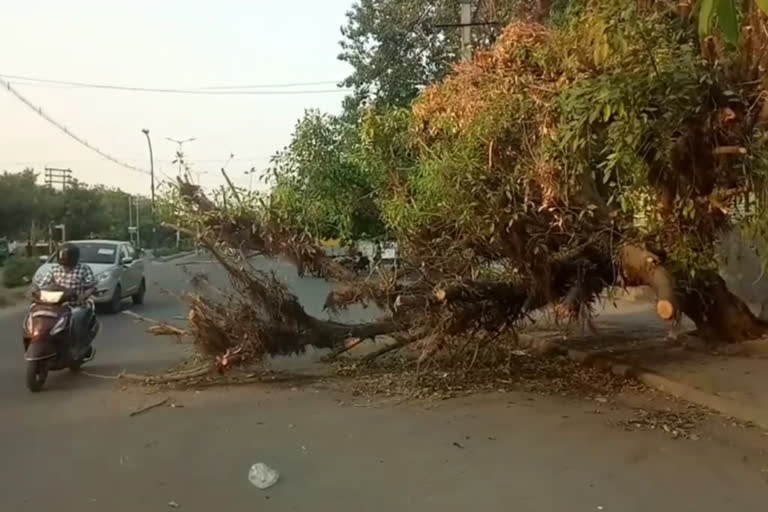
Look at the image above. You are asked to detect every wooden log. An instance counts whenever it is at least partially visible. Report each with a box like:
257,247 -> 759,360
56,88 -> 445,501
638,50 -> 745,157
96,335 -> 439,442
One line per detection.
619,245 -> 678,321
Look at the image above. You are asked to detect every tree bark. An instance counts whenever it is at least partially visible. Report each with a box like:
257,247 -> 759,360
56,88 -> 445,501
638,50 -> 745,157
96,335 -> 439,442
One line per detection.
619,245 -> 767,343
679,274 -> 768,343
760,298 -> 768,322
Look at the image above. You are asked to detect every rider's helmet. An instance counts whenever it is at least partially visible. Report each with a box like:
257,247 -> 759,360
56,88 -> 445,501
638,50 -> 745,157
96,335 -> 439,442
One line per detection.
58,244 -> 80,269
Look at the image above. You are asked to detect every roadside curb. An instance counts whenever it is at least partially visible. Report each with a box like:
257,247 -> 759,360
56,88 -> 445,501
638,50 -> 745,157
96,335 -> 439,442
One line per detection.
519,334 -> 768,430
154,251 -> 194,263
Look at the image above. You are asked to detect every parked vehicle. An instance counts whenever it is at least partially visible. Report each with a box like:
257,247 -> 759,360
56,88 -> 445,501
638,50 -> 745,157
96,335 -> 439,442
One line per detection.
34,240 -> 145,313
22,285 -> 100,391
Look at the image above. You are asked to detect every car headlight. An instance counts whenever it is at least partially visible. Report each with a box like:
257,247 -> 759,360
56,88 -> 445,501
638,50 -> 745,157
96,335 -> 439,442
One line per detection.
96,271 -> 114,284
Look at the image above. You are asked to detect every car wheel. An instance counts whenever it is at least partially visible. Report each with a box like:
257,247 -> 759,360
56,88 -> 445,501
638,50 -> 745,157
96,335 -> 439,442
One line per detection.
109,284 -> 122,314
132,279 -> 146,305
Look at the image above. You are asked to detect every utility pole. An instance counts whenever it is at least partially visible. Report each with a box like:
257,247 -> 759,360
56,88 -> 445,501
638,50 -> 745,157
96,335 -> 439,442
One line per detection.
435,2 -> 498,59
460,0 -> 473,61
128,195 -> 141,248
128,195 -> 133,241
44,167 -> 73,189
135,197 -> 141,248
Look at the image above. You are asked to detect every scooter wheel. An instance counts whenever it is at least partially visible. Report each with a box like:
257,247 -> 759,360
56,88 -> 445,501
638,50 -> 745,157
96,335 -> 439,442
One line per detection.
26,360 -> 49,392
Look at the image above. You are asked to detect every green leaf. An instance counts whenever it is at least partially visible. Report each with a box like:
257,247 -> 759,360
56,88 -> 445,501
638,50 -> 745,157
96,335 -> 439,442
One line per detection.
716,0 -> 739,45
698,0 -> 715,39
757,0 -> 768,15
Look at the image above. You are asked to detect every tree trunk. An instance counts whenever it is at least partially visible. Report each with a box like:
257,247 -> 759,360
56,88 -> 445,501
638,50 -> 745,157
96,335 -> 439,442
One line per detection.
760,297 -> 768,322
619,245 -> 767,343
680,274 -> 768,343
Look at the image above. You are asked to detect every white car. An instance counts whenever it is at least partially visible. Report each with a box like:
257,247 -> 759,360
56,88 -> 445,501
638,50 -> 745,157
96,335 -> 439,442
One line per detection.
34,240 -> 146,313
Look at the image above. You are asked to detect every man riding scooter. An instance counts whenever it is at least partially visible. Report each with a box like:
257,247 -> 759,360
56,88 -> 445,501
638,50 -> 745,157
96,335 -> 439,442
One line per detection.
35,243 -> 98,359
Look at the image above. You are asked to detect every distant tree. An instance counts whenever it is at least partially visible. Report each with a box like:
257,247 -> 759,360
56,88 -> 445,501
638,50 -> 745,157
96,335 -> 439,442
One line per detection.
267,110 -> 384,241
338,0 -> 530,113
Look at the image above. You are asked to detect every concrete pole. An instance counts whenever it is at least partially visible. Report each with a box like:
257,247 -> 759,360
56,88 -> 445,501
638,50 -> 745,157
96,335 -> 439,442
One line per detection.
460,0 -> 473,62
135,197 -> 141,248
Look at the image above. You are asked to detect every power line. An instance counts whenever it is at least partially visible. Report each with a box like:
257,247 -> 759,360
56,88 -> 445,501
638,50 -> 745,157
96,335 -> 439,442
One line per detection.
0,77 -> 151,176
201,81 -> 341,90
0,157 -> 273,165
1,73 -> 348,95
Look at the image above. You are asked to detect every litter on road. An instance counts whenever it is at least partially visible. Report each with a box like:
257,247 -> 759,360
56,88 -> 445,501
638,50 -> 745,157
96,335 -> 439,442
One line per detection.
248,463 -> 280,489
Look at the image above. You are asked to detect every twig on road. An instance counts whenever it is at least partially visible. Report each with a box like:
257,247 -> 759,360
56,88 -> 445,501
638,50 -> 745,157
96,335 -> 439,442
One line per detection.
129,397 -> 170,417
119,365 -> 213,384
322,337 -> 365,362
122,310 -> 187,337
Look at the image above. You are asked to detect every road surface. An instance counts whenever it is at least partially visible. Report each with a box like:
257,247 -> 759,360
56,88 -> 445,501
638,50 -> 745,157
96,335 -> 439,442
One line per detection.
0,256 -> 765,511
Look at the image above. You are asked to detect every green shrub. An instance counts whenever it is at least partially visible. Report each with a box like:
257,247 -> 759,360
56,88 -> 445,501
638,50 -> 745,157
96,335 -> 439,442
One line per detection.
2,257 -> 40,288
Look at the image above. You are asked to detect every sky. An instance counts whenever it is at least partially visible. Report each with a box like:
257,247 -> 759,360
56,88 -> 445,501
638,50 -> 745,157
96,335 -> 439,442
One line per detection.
0,0 -> 355,195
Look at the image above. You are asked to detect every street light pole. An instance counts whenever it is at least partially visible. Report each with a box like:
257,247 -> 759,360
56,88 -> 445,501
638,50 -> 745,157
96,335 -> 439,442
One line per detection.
141,129 -> 155,214
165,136 -> 196,180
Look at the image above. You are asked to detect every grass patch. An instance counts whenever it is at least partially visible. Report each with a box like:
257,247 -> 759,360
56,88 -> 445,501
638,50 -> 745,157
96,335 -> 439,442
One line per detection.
2,257 -> 40,288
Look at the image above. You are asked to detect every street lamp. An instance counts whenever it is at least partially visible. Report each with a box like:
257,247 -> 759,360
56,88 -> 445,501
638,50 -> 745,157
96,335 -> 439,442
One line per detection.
142,129 -> 156,249
165,137 -> 196,180
141,129 -> 155,213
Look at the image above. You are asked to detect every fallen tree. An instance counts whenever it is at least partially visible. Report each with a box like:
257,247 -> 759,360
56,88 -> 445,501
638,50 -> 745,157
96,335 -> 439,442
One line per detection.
151,1 -> 768,380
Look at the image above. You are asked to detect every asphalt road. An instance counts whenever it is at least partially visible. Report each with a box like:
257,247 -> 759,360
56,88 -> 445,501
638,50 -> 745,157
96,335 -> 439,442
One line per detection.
0,256 -> 766,511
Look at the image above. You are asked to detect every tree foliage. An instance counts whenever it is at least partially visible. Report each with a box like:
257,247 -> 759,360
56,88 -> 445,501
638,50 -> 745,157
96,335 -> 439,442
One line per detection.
698,0 -> 768,45
358,0 -> 768,341
290,0 -> 767,343
266,110 -> 385,241
338,0 -> 544,113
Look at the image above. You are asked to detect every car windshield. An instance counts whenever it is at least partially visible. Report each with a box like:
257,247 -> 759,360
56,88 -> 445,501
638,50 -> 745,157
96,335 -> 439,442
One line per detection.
52,243 -> 118,265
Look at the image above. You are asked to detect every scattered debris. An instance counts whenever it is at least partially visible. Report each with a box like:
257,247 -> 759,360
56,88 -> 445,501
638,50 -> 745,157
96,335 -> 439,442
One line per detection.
452,441 -> 465,449
168,500 -> 179,508
248,463 -> 280,490
129,397 -> 170,417
609,407 -> 706,440
333,350 -> 637,401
